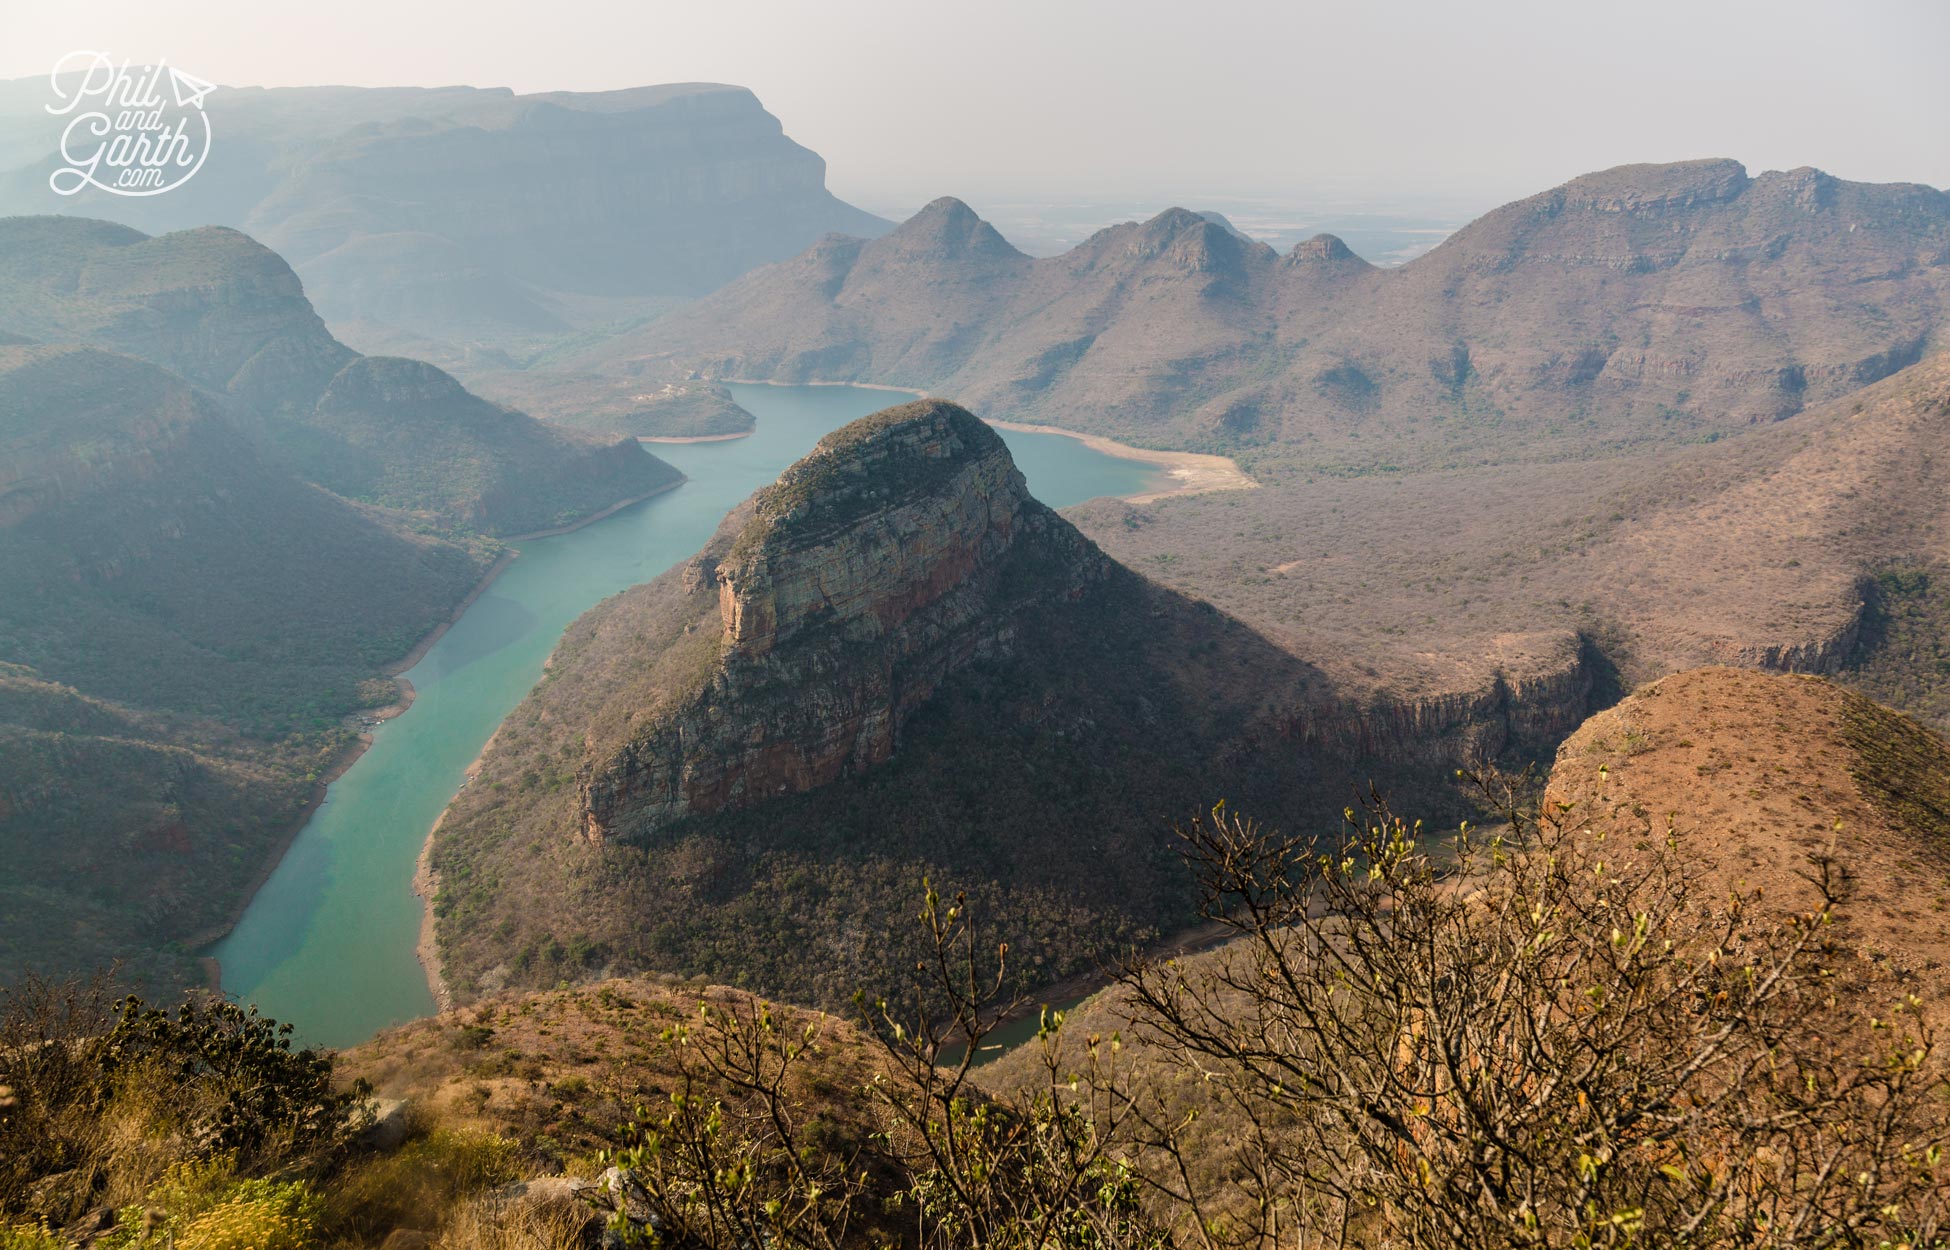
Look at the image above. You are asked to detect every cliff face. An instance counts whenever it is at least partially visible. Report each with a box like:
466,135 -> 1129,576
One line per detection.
579,401 -> 1107,839
1282,632 -> 1602,767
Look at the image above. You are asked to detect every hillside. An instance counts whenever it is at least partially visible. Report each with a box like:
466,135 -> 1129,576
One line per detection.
993,669 -> 1950,1071
0,81 -> 890,349
338,975 -> 897,1179
469,374 -> 759,440
0,216 -> 681,535
976,667 -> 1950,1239
0,343 -> 497,989
1546,667 -> 1950,982
425,400 -> 1564,1010
1055,352 -> 1950,724
10,669 -> 1942,1249
579,161 -> 1950,463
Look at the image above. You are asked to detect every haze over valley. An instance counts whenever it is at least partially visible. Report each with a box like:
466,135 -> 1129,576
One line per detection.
4,4 -> 1950,1245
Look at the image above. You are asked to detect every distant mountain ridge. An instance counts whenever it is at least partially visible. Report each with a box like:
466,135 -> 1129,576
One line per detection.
588,160 -> 1950,465
0,215 -> 680,535
0,79 -> 891,345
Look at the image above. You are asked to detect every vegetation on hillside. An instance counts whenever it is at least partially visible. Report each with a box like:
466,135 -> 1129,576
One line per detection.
428,539 -> 1455,1011
0,217 -> 680,995
1846,563 -> 1950,729
12,762 -> 1948,1248
0,345 -> 505,992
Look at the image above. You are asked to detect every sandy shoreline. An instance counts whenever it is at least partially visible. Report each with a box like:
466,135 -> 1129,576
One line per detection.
982,418 -> 1257,503
720,378 -> 1254,504
640,431 -> 750,444
413,820 -> 455,1013
412,718 -> 508,1010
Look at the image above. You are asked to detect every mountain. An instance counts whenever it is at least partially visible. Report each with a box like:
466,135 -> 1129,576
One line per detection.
425,400 -> 1563,1008
0,342 -> 497,989
580,162 -> 1950,742
0,81 -> 891,347
0,216 -> 681,535
587,160 -> 1950,462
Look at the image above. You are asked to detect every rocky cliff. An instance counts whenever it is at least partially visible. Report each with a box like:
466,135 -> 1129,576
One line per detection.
577,401 -> 1108,840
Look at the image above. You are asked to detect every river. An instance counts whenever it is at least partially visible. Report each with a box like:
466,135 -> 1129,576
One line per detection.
208,384 -> 1167,1047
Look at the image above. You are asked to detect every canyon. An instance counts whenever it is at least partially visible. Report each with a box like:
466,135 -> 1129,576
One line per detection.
427,400 -> 1599,1009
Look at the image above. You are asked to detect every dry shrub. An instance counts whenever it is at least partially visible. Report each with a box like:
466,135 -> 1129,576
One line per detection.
1115,779 -> 1950,1248
323,1127 -> 522,1242
434,1191 -> 596,1250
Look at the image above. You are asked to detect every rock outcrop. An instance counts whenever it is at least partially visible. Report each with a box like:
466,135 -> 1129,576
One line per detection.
578,401 -> 1108,839
429,398 -> 1614,1009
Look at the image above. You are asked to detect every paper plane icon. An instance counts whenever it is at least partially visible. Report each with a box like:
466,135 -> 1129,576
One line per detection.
167,65 -> 217,110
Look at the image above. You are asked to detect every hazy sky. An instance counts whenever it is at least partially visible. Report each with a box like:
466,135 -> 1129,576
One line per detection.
6,0 -> 1945,210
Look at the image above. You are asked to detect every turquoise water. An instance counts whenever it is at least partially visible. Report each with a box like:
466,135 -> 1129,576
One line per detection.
208,385 -> 1164,1047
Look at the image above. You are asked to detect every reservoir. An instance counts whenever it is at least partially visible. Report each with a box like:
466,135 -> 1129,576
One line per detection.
209,384 -> 1166,1047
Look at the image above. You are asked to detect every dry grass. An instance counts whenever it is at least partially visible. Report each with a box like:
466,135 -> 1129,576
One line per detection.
339,977 -> 893,1176
1546,666 -> 1950,989
431,1190 -> 594,1250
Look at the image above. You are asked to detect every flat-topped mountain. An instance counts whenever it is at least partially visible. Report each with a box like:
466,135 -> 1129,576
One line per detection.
0,81 -> 890,346
427,400 -> 1563,1007
587,160 -> 1950,462
0,216 -> 680,534
0,342 -> 496,989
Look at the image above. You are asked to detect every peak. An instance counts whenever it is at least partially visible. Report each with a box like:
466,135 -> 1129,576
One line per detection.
817,397 -> 998,456
884,200 -> 1024,262
1140,207 -> 1213,236
1556,158 -> 1750,212
1285,233 -> 1361,264
913,196 -> 981,223
317,355 -> 470,408
730,399 -> 1010,560
1105,207 -> 1274,277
